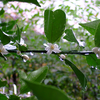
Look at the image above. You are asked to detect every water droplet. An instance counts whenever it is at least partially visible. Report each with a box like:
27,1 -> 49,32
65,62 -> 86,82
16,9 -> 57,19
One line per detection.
41,52 -> 44,54
85,53 -> 89,55
91,66 -> 94,68
23,31 -> 26,33
23,59 -> 26,62
95,67 -> 97,70
96,54 -> 99,58
30,52 -> 34,56
59,57 -> 64,61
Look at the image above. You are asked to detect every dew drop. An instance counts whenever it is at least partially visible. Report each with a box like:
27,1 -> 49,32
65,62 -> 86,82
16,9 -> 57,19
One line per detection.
23,59 -> 26,62
96,54 -> 99,58
95,67 -> 97,70
30,52 -> 34,56
41,52 -> 44,54
23,31 -> 26,33
85,53 -> 89,55
59,57 -> 64,61
91,66 -> 94,68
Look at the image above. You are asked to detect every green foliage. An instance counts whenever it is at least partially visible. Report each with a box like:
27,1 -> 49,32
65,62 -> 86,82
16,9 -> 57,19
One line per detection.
19,66 -> 48,93
14,25 -> 23,43
64,29 -> 79,44
18,43 -> 27,51
79,19 -> 100,35
44,9 -> 66,43
8,95 -> 20,100
65,59 -> 87,89
0,29 -> 10,45
0,20 -> 19,44
0,80 -> 7,87
1,0 -> 41,7
0,20 -> 18,31
0,53 -> 7,60
21,96 -> 38,100
86,54 -> 100,67
94,23 -> 100,47
0,93 -> 7,100
0,8 -> 5,15
22,79 -> 72,100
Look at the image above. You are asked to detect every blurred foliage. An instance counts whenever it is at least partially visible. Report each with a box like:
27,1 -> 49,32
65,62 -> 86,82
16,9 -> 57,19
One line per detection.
0,0 -> 100,100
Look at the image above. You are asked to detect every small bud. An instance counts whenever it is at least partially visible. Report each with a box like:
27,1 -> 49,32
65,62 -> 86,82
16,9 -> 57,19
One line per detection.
22,55 -> 29,60
98,48 -> 100,52
92,47 -> 99,54
60,54 -> 66,59
22,44 -> 27,47
17,50 -> 21,55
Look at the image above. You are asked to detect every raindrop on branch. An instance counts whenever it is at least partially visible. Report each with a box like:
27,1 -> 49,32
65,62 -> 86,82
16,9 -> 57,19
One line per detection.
30,52 -> 34,56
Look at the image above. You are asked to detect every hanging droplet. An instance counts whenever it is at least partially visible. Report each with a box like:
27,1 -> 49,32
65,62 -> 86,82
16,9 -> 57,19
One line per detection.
96,54 -> 100,59
95,67 -> 97,70
30,52 -> 34,56
23,59 -> 26,62
59,57 -> 64,61
41,52 -> 44,54
85,53 -> 89,55
23,31 -> 26,33
91,66 -> 94,68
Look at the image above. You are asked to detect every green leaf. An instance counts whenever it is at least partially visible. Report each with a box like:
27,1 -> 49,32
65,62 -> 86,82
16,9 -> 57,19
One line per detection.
22,79 -> 72,100
28,66 -> 48,82
19,70 -> 27,79
65,59 -> 87,89
2,20 -> 18,31
0,93 -> 7,100
0,80 -> 7,87
94,23 -> 100,47
18,43 -> 27,51
8,95 -> 20,100
1,34 -> 10,45
5,31 -> 15,35
2,0 -> 41,7
0,8 -> 4,15
24,24 -> 29,31
0,29 -> 10,45
0,22 -> 7,26
14,25 -> 23,43
18,70 -> 27,92
44,9 -> 66,43
64,29 -> 79,44
19,66 -> 48,94
0,53 -> 7,60
86,54 -> 100,66
79,19 -> 100,35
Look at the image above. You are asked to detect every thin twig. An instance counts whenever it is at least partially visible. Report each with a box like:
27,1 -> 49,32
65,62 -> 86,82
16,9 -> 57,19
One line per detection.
7,49 -> 94,55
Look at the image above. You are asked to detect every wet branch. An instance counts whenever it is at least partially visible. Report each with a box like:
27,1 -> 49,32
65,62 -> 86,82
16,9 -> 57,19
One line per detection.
7,50 -> 94,55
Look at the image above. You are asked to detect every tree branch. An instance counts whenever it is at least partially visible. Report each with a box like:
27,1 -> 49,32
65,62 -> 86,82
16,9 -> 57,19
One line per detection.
7,50 -> 94,55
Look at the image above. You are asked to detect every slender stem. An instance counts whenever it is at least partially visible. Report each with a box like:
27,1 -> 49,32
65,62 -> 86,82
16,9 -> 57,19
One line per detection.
7,49 -> 94,55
